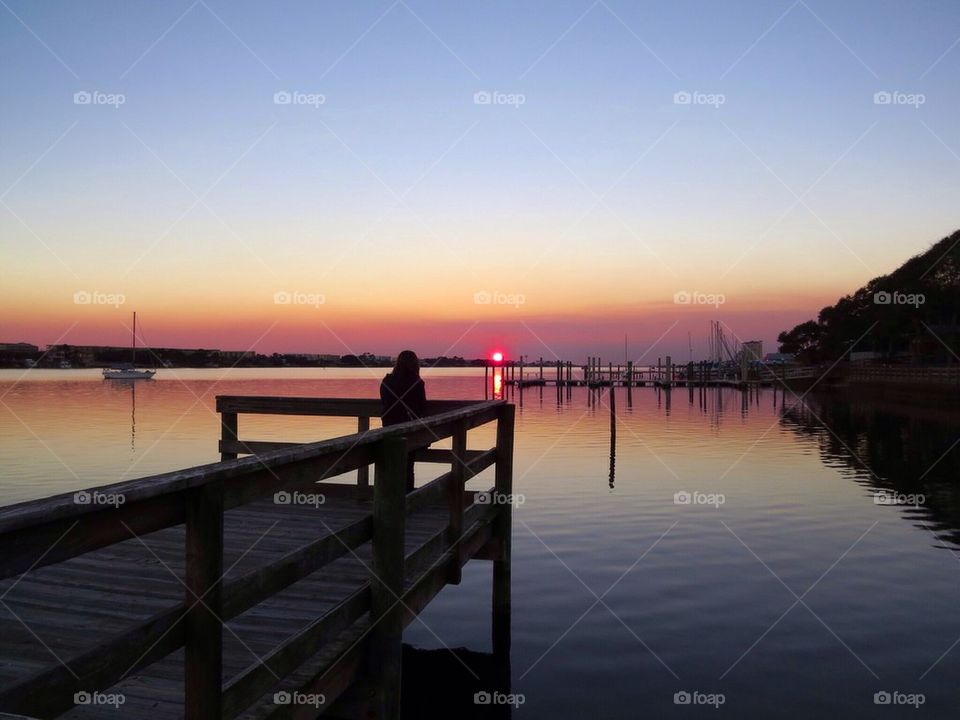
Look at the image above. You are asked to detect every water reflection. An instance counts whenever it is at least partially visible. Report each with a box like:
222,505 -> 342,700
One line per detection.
401,645 -> 512,719
106,378 -> 138,453
781,387 -> 960,548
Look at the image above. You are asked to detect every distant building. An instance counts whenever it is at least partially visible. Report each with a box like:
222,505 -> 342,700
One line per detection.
219,350 -> 254,362
740,340 -> 763,363
763,352 -> 795,364
0,342 -> 38,355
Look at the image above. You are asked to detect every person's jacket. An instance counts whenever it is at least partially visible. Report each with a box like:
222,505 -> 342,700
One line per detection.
380,371 -> 426,426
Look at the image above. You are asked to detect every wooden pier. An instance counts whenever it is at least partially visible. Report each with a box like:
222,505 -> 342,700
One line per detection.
0,397 -> 515,719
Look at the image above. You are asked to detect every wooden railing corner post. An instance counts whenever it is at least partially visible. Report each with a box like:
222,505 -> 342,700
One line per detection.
369,435 -> 407,719
185,479 -> 225,720
220,411 -> 238,461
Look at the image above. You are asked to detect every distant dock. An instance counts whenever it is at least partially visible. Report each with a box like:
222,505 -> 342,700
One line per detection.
488,356 -> 821,394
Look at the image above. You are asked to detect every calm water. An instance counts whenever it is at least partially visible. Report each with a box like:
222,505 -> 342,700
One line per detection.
2,368 -> 960,718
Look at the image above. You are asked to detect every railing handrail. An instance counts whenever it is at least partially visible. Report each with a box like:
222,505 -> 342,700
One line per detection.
0,399 -> 504,538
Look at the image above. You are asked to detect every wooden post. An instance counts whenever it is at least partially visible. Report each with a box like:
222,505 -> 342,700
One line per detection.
539,357 -> 543,380
484,364 -> 489,399
493,404 -> 515,658
370,436 -> 407,720
357,416 -> 370,488
666,355 -> 672,387
448,422 -> 467,584
220,411 -> 238,461
626,361 -> 633,388
185,481 -> 224,720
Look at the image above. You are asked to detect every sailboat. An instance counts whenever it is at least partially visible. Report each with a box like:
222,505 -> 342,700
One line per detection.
102,312 -> 156,380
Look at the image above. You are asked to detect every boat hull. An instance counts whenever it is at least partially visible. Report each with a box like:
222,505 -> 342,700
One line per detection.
102,369 -> 155,380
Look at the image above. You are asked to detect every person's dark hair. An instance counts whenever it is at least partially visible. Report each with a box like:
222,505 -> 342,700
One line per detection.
393,350 -> 420,378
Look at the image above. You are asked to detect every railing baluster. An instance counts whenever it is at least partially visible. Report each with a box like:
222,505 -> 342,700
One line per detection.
492,405 -> 515,658
185,480 -> 224,719
370,436 -> 407,720
357,416 -> 370,488
448,421 -> 467,584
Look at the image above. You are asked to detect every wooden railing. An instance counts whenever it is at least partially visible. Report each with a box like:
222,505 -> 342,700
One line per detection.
0,397 -> 515,719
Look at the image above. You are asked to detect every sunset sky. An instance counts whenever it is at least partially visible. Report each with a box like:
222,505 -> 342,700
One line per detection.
2,0 -> 959,362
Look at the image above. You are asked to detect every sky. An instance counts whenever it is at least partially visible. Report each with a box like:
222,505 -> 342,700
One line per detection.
1,0 -> 959,363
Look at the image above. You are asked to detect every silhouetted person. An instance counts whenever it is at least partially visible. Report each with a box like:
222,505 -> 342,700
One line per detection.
380,350 -> 426,491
